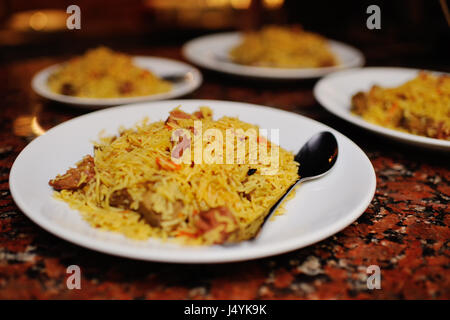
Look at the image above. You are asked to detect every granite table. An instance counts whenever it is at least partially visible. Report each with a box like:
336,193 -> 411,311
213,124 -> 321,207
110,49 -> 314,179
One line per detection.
0,47 -> 448,299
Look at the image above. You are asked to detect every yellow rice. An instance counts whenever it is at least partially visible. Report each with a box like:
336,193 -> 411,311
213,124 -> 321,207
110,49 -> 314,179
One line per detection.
351,72 -> 450,140
47,47 -> 172,98
55,107 -> 299,245
230,25 -> 338,68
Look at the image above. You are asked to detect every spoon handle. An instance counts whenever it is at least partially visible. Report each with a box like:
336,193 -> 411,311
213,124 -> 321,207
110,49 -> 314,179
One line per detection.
251,179 -> 301,240
247,131 -> 338,242
161,72 -> 191,83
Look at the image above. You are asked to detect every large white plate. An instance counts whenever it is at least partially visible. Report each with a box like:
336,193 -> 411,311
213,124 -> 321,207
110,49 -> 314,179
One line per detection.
182,32 -> 364,79
314,67 -> 450,151
9,100 -> 375,263
31,56 -> 202,108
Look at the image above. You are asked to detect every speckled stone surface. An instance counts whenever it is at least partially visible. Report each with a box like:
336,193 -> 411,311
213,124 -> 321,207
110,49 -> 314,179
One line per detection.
0,49 -> 449,299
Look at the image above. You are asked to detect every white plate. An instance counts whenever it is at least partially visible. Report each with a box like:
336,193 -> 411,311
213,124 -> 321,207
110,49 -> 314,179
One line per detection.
31,56 -> 203,108
10,100 -> 375,263
314,67 -> 450,151
182,32 -> 365,79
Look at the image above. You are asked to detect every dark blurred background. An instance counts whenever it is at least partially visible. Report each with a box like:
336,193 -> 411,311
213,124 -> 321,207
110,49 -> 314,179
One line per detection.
0,0 -> 449,70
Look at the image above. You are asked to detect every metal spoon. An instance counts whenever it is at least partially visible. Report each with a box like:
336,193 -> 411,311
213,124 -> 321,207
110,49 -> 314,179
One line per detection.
253,131 -> 338,239
160,71 -> 194,83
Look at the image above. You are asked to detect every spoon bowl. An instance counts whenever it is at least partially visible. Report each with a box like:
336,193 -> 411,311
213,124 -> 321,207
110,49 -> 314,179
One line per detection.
295,131 -> 339,181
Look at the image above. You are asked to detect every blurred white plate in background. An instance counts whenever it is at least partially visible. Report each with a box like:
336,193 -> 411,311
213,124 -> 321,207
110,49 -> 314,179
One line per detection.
183,32 -> 364,79
314,67 -> 450,151
32,56 -> 202,108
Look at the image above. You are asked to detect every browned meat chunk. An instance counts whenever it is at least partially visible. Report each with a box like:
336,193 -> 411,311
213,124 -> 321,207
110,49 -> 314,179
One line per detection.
109,188 -> 133,209
194,206 -> 238,244
351,91 -> 368,115
165,109 -> 194,126
118,81 -> 134,95
193,111 -> 204,119
138,201 -> 161,227
138,191 -> 184,227
435,121 -> 449,140
169,109 -> 193,120
49,155 -> 95,190
61,83 -> 77,96
165,109 -> 209,129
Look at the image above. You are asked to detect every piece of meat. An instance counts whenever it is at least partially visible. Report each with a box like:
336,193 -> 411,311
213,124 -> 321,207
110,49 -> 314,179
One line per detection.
165,109 -> 209,128
194,206 -> 238,244
49,155 -> 95,190
138,202 -> 161,227
165,109 -> 194,127
193,111 -> 204,119
351,91 -> 368,115
401,115 -> 449,140
169,109 -> 193,120
435,121 -> 449,140
61,83 -> 77,96
138,191 -> 184,227
399,113 -> 432,138
194,107 -> 212,120
320,57 -> 336,67
109,188 -> 133,209
118,81 -> 134,95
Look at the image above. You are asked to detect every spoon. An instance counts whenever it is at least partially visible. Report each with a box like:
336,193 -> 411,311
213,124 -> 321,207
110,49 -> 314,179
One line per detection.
161,71 -> 194,83
253,131 -> 338,239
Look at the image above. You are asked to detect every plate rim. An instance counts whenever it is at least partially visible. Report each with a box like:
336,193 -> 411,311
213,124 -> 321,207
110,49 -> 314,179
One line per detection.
182,31 -> 365,79
31,56 -> 203,108
9,99 -> 376,263
313,66 -> 450,150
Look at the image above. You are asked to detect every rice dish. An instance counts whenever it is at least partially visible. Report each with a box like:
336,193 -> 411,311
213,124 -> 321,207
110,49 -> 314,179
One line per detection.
229,25 -> 338,68
351,72 -> 450,140
49,107 -> 300,245
47,47 -> 172,98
